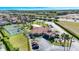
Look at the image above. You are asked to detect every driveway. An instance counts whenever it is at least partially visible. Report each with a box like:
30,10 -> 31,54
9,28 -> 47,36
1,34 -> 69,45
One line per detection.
34,37 -> 64,51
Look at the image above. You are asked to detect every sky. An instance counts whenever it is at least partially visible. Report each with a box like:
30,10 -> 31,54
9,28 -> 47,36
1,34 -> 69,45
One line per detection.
0,7 -> 79,10
0,0 -> 79,10
0,0 -> 79,7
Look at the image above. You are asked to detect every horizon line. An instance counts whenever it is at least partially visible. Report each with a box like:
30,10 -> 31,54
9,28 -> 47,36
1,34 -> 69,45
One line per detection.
0,7 -> 79,10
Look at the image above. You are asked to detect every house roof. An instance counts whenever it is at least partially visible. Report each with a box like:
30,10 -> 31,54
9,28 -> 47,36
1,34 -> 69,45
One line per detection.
31,27 -> 54,36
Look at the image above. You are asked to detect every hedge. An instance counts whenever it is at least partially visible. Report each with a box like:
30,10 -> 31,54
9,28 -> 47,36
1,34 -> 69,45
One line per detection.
2,39 -> 10,51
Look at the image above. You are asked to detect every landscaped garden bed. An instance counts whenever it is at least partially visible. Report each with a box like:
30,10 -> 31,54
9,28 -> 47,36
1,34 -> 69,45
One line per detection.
53,40 -> 71,47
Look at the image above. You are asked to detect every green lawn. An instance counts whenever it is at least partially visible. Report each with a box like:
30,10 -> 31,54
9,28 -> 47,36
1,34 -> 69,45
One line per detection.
9,34 -> 29,51
56,21 -> 79,38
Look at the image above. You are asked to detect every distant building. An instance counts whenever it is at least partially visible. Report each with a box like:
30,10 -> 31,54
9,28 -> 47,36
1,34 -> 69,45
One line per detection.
0,19 -> 9,26
57,14 -> 79,22
10,16 -> 18,24
0,16 -> 9,25
20,15 -> 30,23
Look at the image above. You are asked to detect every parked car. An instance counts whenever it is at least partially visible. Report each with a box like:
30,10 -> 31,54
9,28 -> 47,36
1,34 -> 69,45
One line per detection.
49,25 -> 53,28
32,41 -> 39,50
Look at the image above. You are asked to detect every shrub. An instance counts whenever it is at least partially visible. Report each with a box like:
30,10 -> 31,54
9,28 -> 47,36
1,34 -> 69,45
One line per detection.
54,19 -> 59,22
48,37 -> 55,43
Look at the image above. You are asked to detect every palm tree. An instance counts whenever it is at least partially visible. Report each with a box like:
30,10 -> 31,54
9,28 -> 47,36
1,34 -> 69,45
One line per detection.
64,34 -> 70,51
69,36 -> 73,50
55,34 -> 62,46
61,33 -> 67,51
64,34 -> 73,51
61,33 -> 71,51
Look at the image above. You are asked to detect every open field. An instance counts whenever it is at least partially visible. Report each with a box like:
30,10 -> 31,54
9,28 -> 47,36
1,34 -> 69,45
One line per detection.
56,21 -> 79,38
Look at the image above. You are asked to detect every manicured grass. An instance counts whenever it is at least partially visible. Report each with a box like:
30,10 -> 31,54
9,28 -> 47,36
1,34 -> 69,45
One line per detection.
56,21 -> 79,38
9,34 -> 29,51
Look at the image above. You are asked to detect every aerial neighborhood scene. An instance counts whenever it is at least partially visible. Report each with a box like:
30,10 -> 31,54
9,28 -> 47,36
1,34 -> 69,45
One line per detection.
0,8 -> 79,51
